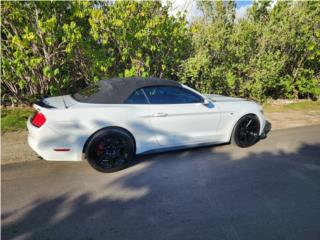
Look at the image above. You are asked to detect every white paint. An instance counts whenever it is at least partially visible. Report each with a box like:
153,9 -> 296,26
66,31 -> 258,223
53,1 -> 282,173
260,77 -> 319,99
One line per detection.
27,85 -> 268,161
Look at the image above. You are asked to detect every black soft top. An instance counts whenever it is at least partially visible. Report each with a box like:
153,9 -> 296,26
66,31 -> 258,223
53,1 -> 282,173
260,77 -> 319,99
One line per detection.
73,77 -> 182,104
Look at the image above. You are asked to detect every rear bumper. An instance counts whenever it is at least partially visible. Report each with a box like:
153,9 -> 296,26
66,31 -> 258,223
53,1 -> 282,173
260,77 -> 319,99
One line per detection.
27,118 -> 82,161
260,121 -> 271,139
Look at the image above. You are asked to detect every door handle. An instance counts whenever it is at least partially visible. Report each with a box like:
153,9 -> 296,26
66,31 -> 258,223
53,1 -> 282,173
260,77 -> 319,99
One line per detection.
152,112 -> 168,117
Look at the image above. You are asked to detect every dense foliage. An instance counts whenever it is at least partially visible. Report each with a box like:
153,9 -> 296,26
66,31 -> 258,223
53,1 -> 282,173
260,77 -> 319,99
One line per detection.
1,1 -> 319,104
1,1 -> 189,104
180,0 -> 320,101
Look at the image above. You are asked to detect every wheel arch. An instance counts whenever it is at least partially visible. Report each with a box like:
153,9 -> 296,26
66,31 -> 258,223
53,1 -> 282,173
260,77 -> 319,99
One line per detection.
229,112 -> 261,142
82,126 -> 136,155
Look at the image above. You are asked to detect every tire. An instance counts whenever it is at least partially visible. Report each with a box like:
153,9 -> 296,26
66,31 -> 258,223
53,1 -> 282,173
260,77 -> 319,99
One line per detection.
85,128 -> 135,173
231,114 -> 260,148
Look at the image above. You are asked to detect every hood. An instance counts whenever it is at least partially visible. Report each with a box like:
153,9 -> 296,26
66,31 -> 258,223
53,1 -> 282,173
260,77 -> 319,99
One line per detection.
204,94 -> 248,102
42,95 -> 78,108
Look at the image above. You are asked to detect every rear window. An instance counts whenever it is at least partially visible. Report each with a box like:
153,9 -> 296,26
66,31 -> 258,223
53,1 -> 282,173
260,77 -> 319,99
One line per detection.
72,84 -> 101,101
77,84 -> 100,97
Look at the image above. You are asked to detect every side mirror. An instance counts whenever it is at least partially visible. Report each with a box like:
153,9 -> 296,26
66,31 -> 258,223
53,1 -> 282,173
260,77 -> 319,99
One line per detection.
202,98 -> 215,108
203,98 -> 210,106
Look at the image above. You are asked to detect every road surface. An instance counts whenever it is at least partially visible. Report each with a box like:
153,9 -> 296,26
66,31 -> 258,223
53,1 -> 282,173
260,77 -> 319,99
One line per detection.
2,126 -> 320,240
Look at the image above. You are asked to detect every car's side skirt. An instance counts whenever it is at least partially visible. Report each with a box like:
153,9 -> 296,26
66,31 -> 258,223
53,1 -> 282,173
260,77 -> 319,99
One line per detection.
138,141 -> 229,156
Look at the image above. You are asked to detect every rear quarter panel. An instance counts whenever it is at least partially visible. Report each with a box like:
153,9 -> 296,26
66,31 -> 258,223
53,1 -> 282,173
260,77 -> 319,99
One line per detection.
43,104 -> 158,159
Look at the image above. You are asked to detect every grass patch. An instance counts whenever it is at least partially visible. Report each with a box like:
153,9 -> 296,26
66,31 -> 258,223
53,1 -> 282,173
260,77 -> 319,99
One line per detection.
1,108 -> 34,132
264,101 -> 320,113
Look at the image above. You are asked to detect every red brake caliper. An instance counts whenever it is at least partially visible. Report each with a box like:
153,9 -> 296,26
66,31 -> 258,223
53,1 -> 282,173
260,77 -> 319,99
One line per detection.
96,143 -> 105,156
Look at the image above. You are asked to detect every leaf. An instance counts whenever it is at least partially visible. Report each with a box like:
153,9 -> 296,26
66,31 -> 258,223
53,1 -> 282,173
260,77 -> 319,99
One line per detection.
43,66 -> 51,77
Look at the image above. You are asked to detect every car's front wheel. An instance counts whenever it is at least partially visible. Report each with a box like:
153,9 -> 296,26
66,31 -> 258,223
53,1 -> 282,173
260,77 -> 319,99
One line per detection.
85,128 -> 135,173
232,114 -> 260,148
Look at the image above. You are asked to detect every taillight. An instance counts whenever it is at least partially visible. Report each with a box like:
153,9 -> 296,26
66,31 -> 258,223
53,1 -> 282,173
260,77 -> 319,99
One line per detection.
31,111 -> 46,128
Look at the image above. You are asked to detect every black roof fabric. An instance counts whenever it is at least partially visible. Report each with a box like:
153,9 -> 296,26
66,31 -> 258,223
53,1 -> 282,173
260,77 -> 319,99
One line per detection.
74,77 -> 182,104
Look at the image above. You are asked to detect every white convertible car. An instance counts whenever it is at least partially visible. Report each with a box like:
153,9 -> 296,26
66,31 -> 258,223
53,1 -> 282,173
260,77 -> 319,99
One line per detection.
27,77 -> 271,172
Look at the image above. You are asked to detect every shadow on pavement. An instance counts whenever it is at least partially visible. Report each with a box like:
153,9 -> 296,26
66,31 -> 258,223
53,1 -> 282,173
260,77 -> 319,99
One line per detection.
2,143 -> 320,240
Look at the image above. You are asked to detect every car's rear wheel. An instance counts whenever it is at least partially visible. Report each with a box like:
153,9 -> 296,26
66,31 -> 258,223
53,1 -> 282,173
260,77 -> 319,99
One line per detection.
232,114 -> 260,148
85,128 -> 135,173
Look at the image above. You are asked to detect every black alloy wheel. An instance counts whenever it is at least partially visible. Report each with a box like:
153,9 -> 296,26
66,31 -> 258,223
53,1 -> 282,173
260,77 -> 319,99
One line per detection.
232,114 -> 260,148
86,128 -> 135,173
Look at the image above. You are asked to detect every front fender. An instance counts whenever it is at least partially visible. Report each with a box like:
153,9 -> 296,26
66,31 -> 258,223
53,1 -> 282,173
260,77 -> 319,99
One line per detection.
216,101 -> 266,142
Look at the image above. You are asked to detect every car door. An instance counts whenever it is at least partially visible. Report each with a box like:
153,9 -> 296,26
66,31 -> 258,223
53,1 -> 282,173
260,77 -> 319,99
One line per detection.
142,86 -> 221,146
123,88 -> 158,153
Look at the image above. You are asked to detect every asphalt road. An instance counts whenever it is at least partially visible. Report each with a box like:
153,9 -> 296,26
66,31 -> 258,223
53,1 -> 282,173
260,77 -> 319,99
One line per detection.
2,126 -> 320,240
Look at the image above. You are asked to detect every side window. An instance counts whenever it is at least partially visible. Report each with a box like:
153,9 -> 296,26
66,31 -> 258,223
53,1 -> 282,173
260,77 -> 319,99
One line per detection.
124,89 -> 149,104
143,86 -> 203,104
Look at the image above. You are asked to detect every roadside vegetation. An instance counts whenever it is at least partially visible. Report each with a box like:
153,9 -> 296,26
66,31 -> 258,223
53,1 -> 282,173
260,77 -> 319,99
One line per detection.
2,1 -> 319,106
263,101 -> 320,113
1,108 -> 34,132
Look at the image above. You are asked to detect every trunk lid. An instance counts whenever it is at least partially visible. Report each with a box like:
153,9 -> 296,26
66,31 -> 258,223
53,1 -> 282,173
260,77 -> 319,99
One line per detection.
36,95 -> 78,109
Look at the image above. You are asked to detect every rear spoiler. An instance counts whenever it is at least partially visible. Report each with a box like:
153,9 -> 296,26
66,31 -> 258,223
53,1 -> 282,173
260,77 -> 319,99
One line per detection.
33,98 -> 56,112
35,99 -> 56,109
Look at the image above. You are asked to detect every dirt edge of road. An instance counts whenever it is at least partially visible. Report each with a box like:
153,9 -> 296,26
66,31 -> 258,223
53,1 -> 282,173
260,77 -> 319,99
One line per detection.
2,110 -> 320,165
